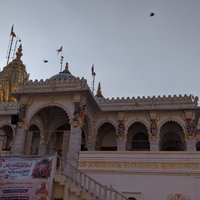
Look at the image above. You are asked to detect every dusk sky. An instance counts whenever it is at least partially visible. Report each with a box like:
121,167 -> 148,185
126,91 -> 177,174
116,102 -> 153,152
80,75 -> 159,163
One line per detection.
0,0 -> 200,100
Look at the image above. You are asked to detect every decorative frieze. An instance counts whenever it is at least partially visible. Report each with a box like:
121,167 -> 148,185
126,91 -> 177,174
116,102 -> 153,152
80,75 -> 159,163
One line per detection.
79,161 -> 200,171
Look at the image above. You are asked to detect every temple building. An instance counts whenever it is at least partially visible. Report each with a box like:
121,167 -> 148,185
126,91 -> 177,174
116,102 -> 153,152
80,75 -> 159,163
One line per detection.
0,43 -> 200,200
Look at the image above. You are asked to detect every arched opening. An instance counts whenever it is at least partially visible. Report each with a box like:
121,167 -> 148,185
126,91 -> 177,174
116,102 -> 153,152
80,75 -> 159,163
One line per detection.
29,124 -> 40,155
127,122 -> 150,151
160,121 -> 185,151
31,106 -> 70,156
0,125 -> 13,152
49,124 -> 70,156
196,141 -> 200,151
132,132 -> 150,150
96,122 -> 117,151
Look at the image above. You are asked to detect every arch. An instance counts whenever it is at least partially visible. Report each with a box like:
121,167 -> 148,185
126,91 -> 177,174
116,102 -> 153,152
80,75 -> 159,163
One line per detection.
29,116 -> 44,133
126,119 -> 149,135
27,102 -> 72,124
0,124 -> 14,152
127,121 -> 150,151
158,118 -> 185,134
0,122 -> 15,134
96,122 -> 117,151
160,121 -> 185,151
96,119 -> 117,133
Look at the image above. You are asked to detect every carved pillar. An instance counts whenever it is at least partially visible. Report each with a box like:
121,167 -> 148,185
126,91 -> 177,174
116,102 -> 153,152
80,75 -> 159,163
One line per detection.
12,124 -> 27,155
116,114 -> 126,151
117,139 -> 126,151
62,130 -> 70,160
38,138 -> 48,155
186,138 -> 196,151
67,125 -> 82,166
87,142 -> 95,150
150,137 -> 159,151
24,131 -> 33,155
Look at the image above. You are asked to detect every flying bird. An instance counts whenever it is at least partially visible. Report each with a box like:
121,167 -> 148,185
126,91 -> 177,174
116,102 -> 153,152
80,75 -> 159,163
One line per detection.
149,12 -> 155,17
43,60 -> 48,63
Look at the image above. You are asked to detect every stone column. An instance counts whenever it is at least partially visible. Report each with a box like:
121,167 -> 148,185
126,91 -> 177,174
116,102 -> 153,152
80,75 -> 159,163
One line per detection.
38,138 -> 48,155
117,139 -> 126,151
24,131 -> 33,155
67,127 -> 82,167
149,134 -> 160,151
186,137 -> 196,151
87,142 -> 95,151
12,124 -> 27,155
62,130 -> 70,160
150,140 -> 159,151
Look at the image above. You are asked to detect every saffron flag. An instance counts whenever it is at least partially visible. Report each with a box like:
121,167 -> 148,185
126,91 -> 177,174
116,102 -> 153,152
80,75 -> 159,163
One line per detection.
91,65 -> 96,76
10,25 -> 16,37
57,46 -> 63,54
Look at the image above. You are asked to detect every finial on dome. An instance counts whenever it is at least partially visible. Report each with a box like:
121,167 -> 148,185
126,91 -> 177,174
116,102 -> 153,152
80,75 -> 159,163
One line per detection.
16,44 -> 23,59
96,82 -> 103,98
63,62 -> 70,73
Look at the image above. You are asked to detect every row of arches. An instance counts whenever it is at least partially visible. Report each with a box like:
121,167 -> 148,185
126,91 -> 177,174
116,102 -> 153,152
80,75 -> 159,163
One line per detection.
0,106 -> 199,156
96,121 -> 185,151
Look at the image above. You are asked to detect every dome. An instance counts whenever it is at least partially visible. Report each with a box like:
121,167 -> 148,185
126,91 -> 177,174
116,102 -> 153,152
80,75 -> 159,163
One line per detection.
50,63 -> 75,80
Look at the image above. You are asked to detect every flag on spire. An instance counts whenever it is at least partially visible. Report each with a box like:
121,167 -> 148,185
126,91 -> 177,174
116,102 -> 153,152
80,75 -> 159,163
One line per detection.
91,65 -> 96,76
10,25 -> 16,37
57,46 -> 63,54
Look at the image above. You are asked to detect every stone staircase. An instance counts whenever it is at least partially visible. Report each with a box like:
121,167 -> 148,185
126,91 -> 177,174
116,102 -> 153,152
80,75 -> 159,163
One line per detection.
55,157 -> 129,200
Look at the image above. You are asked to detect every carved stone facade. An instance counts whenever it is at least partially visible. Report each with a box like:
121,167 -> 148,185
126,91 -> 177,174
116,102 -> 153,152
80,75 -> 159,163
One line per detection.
0,48 -> 200,200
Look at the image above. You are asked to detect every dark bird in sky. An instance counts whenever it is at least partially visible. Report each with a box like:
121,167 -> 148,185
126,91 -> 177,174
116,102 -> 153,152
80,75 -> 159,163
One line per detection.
43,60 -> 48,63
149,12 -> 155,17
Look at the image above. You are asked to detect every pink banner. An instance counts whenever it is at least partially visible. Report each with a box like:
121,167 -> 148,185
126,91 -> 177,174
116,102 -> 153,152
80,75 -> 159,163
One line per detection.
0,155 -> 56,200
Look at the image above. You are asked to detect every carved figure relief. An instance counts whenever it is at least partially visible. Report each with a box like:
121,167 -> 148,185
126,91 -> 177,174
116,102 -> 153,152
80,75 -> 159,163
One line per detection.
150,119 -> 158,140
18,104 -> 26,122
186,118 -> 197,138
167,193 -> 190,200
117,120 -> 125,137
73,102 -> 86,125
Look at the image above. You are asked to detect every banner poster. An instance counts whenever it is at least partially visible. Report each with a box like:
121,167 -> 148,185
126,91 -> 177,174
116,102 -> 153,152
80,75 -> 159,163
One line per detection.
0,155 -> 56,200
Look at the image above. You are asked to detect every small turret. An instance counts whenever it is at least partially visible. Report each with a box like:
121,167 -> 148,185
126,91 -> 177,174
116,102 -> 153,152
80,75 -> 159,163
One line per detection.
96,82 -> 104,98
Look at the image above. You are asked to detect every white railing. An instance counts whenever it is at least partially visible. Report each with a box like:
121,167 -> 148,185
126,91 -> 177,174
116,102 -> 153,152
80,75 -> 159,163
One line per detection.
57,156 -> 129,200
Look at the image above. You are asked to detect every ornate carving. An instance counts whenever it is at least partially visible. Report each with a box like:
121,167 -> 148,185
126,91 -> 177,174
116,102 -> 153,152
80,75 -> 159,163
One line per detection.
18,104 -> 26,122
73,102 -> 86,128
185,118 -> 197,139
167,193 -> 190,200
117,120 -> 125,139
149,119 -> 159,141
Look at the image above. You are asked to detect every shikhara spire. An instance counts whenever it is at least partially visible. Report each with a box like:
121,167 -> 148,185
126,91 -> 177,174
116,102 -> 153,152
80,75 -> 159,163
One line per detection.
96,82 -> 103,98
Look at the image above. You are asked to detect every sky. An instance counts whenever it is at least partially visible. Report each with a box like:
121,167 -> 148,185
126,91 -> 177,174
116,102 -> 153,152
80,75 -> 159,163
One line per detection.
0,0 -> 200,100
